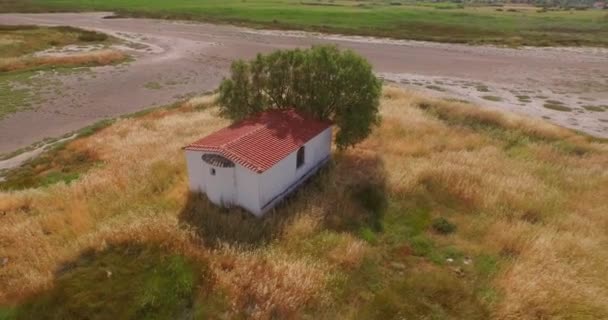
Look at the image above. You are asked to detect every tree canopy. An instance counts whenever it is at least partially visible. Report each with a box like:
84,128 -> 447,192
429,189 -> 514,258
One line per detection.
218,45 -> 382,149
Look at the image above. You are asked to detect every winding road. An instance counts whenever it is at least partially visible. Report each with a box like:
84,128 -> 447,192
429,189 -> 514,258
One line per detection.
0,12 -> 607,154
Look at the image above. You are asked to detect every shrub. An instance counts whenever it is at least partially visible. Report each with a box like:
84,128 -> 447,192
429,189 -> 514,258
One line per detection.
218,45 -> 382,149
482,95 -> 502,102
431,217 -> 457,235
0,25 -> 38,31
359,227 -> 378,244
77,30 -> 108,42
543,103 -> 572,112
353,183 -> 387,231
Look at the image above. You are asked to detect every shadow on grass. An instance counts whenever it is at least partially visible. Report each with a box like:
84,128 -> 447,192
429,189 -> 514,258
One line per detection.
178,151 -> 388,248
12,244 -> 221,320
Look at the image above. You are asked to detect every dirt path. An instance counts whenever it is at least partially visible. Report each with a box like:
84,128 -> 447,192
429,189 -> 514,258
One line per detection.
0,12 -> 606,155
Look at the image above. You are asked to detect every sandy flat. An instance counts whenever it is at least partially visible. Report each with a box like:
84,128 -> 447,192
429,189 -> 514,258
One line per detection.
0,12 -> 606,155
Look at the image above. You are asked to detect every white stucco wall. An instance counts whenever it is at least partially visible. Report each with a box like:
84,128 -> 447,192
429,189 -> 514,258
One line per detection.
185,150 -> 205,192
185,126 -> 332,216
235,165 -> 261,214
206,165 -> 236,206
258,127 -> 332,213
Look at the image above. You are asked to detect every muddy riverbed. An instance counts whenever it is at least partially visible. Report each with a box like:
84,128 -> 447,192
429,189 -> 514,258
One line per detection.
0,12 -> 606,156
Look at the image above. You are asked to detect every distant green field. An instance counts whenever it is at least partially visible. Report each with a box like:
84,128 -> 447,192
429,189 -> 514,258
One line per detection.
1,0 -> 608,46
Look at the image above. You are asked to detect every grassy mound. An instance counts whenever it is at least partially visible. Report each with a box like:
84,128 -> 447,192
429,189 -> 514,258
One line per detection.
0,25 -> 126,119
0,25 -> 125,73
11,245 -> 217,320
0,25 -> 108,58
0,88 -> 606,319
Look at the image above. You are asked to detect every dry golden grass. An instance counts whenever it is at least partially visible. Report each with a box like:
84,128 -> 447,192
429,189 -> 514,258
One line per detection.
0,86 -> 606,319
377,87 -> 608,319
182,94 -> 218,110
212,245 -> 329,318
0,49 -> 127,72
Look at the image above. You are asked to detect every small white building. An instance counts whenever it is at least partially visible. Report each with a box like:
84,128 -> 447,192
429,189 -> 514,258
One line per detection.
184,109 -> 332,216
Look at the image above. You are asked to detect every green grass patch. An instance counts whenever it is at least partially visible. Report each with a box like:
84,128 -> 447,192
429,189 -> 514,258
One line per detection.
543,103 -> 572,112
12,245 -> 216,320
582,105 -> 606,112
322,198 -> 493,318
144,81 -> 162,90
552,140 -> 593,156
356,268 -> 489,319
75,118 -> 115,137
383,201 -> 431,244
0,141 -> 99,191
39,170 -> 81,186
443,98 -> 470,104
0,70 -> 65,119
431,217 -> 457,235
0,72 -> 31,118
1,0 -> 608,47
425,84 -> 446,92
358,226 -> 379,244
0,308 -> 16,320
475,85 -> 490,92
0,117 -> 118,190
481,95 -> 502,102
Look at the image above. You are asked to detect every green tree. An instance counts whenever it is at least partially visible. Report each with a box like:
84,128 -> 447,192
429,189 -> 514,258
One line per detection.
218,45 -> 382,149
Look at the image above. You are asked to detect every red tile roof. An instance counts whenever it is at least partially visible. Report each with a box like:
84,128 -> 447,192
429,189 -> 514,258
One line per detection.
184,109 -> 332,173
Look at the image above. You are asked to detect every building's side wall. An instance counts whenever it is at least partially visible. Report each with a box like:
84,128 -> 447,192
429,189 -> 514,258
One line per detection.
235,164 -> 262,215
292,126 -> 332,182
185,150 -> 205,192
258,152 -> 297,209
258,127 -> 332,212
